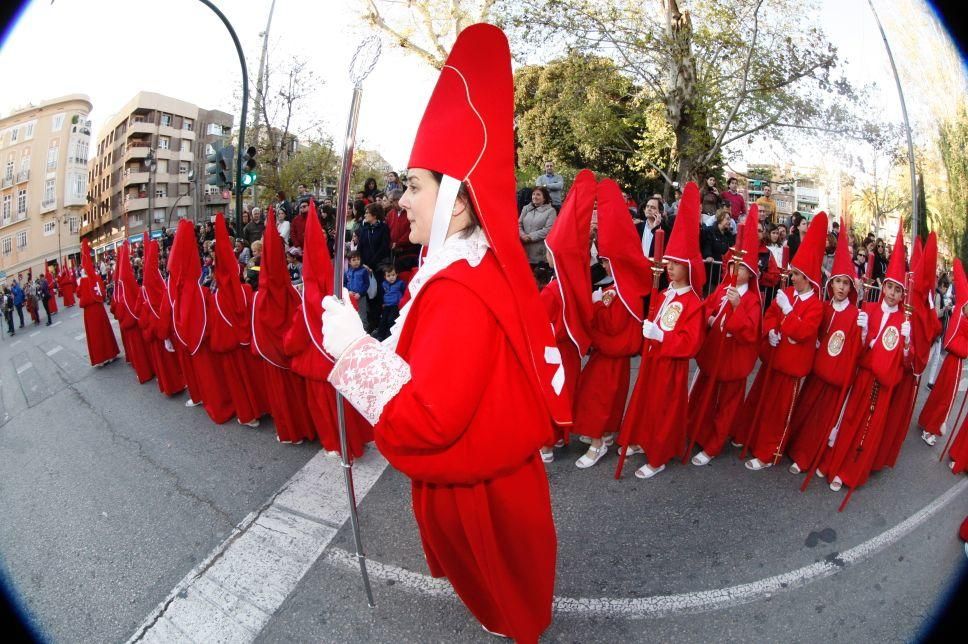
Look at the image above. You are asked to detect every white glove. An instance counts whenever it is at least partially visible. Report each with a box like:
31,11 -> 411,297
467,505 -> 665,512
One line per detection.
164,338 -> 175,353
900,320 -> 911,342
775,289 -> 793,315
592,288 -> 604,304
768,329 -> 781,347
856,311 -> 868,330
643,319 -> 665,342
322,288 -> 368,359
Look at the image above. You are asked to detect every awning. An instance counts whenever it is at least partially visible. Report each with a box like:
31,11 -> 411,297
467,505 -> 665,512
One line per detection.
128,234 -> 144,244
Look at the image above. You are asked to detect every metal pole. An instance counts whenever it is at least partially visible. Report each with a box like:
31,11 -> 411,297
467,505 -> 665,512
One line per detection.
251,0 -> 277,207
867,0 -> 918,241
196,0 -> 248,235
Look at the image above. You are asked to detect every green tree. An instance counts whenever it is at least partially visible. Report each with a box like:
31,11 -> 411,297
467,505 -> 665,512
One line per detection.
278,139 -> 340,199
938,103 -> 968,264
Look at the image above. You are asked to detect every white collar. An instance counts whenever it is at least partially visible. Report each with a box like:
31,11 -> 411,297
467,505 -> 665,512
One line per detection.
794,288 -> 815,301
881,300 -> 898,314
667,284 -> 692,296
736,282 -> 749,296
831,297 -> 850,312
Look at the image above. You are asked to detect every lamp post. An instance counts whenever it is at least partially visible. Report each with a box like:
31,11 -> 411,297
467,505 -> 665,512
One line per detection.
144,148 -> 157,243
165,168 -> 196,231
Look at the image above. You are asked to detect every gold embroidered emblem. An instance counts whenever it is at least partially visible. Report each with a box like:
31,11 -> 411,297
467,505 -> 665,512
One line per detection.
827,330 -> 845,357
882,326 -> 899,351
660,301 -> 683,332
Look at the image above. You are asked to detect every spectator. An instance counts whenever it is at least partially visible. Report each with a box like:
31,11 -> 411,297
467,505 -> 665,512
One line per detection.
377,264 -> 406,341
665,188 -> 681,220
623,191 -> 639,215
24,279 -> 39,325
384,189 -> 416,267
637,195 -> 670,258
319,205 -> 337,256
245,240 -> 262,291
519,186 -> 557,265
755,184 -> 778,224
700,176 -> 722,217
2,287 -> 14,336
872,238 -> 888,285
853,244 -> 868,279
343,250 -> 371,331
788,213 -> 807,260
36,276 -> 52,326
297,184 -> 309,198
821,233 -> 837,282
276,190 -> 294,221
362,177 -> 379,202
243,208 -> 266,244
276,209 -> 291,246
241,210 -> 251,228
11,279 -> 25,328
721,176 -> 747,223
287,249 -> 303,284
385,171 -> 403,195
701,209 -> 734,264
777,223 -> 789,246
358,203 -> 391,271
289,197 -> 311,250
831,219 -> 841,238
535,161 -> 565,209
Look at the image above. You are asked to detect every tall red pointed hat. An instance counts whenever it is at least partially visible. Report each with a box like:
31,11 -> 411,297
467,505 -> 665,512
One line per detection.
883,226 -> 907,290
911,235 -> 923,274
80,238 -> 95,277
945,259 -> 968,348
790,210 -> 828,291
826,217 -> 857,300
545,168 -> 596,353
213,212 -> 247,329
142,239 -> 169,318
596,177 -> 652,322
253,208 -> 301,367
167,218 -> 206,354
730,204 -> 762,278
407,23 -> 570,423
911,232 -> 941,373
301,187 -> 334,359
663,181 -> 705,295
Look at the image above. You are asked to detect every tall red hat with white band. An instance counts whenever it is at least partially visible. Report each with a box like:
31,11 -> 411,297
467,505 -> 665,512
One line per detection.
883,226 -> 907,290
789,211 -> 828,291
407,23 -> 570,424
827,217 -> 857,301
663,181 -> 705,295
596,177 -> 652,322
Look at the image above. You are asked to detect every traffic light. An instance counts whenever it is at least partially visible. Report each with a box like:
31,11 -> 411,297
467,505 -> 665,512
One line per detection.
241,146 -> 258,188
205,145 -> 223,188
219,144 -> 234,192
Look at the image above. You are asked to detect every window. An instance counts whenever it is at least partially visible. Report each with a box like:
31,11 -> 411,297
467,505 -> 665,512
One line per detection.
180,139 -> 192,154
1,196 -> 10,224
5,158 -> 13,179
1,237 -> 10,254
16,189 -> 27,216
10,127 -> 18,142
206,123 -> 223,136
43,178 -> 55,203
43,221 -> 56,236
16,230 -> 27,249
129,214 -> 144,228
52,113 -> 65,132
71,173 -> 85,198
179,161 -> 190,174
155,185 -> 167,198
20,152 -> 30,174
183,118 -> 193,131
153,208 -> 165,223
24,121 -> 35,139
156,159 -> 169,173
69,216 -> 79,233
176,206 -> 188,219
158,136 -> 170,150
160,113 -> 172,127
47,145 -> 58,171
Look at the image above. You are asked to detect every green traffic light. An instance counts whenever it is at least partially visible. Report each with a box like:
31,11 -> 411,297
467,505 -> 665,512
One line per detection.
242,172 -> 257,187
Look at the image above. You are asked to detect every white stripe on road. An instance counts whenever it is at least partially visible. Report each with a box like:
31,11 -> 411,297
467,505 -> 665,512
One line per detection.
70,312 -> 80,318
75,333 -> 86,341
29,331 -> 40,337
45,346 -> 63,357
10,339 -> 21,347
324,478 -> 968,619
15,362 -> 33,375
51,320 -> 62,327
127,450 -> 389,644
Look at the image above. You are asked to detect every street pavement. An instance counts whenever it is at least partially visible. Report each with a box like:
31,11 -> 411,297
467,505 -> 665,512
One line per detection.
0,307 -> 966,643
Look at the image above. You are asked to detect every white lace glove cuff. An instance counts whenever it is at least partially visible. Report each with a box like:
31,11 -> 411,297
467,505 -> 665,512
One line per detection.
328,336 -> 412,425
164,338 -> 176,353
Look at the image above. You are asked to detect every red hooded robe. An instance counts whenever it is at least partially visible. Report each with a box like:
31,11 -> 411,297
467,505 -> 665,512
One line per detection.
138,240 -> 186,396
114,242 -> 155,383
77,239 -> 119,366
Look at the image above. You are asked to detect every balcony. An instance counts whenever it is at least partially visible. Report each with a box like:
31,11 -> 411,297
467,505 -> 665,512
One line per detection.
41,198 -> 56,213
16,170 -> 29,184
123,169 -> 149,185
2,176 -> 11,189
795,186 -> 820,203
127,121 -> 156,136
125,144 -> 150,160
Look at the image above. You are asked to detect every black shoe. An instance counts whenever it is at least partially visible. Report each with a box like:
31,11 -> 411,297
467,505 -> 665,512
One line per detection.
46,322 -> 52,326
927,383 -> 934,390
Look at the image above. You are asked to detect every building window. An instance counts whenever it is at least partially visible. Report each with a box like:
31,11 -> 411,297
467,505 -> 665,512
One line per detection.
16,189 -> 27,217
176,206 -> 188,219
44,178 -> 55,202
43,221 -> 56,236
183,118 -> 193,131
160,113 -> 172,127
69,216 -> 79,233
1,236 -> 10,255
16,230 -> 26,249
10,127 -> 18,143
180,139 -> 192,154
5,159 -> 13,180
47,146 -> 57,171
179,161 -> 190,174
155,185 -> 167,198
20,153 -> 30,174
153,208 -> 165,223
71,173 -> 85,198
206,123 -> 224,136
156,159 -> 169,173
1,195 -> 10,225
24,121 -> 35,139
158,136 -> 170,150
52,113 -> 65,132
129,214 -> 144,228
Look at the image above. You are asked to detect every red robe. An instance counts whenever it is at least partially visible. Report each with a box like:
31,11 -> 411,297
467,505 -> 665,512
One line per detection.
786,300 -> 862,472
619,287 -> 704,468
77,273 -> 120,366
369,257 -> 555,644
918,312 -> 968,435
58,271 -> 77,307
46,276 -> 59,314
539,280 -> 582,445
822,302 -> 909,490
735,287 -> 823,464
137,284 -> 186,397
571,286 -> 642,440
174,284 -> 235,424
689,281 -> 761,457
114,283 -> 155,384
950,414 -> 968,474
206,286 -> 268,424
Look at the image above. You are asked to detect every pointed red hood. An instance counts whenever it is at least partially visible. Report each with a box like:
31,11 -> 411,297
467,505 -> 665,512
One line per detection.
945,258 -> 968,348
142,240 -> 169,319
596,177 -> 652,322
664,181 -> 705,295
301,187 -> 334,357
731,205 -> 762,278
884,226 -> 907,290
213,212 -> 247,327
407,23 -> 570,424
790,211 -> 828,292
827,217 -> 857,301
81,238 -> 95,277
253,208 -> 301,367
168,219 -> 206,354
545,168 -> 596,353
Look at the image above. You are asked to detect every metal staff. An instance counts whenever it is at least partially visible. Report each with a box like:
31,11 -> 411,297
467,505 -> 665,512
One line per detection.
331,36 -> 382,608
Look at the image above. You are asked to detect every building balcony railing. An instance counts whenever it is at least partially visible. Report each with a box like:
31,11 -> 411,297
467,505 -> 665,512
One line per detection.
123,170 -> 149,185
41,198 -> 56,213
2,176 -> 12,189
16,170 -> 29,184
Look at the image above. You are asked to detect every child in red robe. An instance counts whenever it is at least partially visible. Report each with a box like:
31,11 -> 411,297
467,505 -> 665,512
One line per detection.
616,181 -> 705,480
77,239 -> 120,367
138,240 -> 186,397
736,212 -> 828,471
113,243 -> 155,384
58,265 -> 77,307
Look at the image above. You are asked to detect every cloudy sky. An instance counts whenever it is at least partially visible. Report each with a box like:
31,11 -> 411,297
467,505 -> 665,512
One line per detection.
0,0 -> 964,171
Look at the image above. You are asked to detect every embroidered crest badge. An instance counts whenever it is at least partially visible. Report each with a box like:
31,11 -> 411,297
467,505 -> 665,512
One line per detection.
660,301 -> 683,331
882,326 -> 900,351
827,330 -> 846,357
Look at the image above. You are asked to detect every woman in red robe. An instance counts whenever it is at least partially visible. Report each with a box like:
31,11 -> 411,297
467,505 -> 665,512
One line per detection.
208,213 -> 268,427
45,269 -> 59,315
138,240 -> 186,396
283,200 -> 371,457
252,207 -> 316,444
58,266 -> 77,307
321,25 -> 569,643
114,243 -> 155,383
688,211 -> 762,465
572,177 -> 649,469
786,221 -> 863,479
616,181 -> 705,480
77,240 -> 120,367
735,212 -> 828,471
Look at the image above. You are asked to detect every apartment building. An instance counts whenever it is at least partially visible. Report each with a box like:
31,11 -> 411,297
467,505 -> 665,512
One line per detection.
83,92 -> 233,253
0,94 -> 92,280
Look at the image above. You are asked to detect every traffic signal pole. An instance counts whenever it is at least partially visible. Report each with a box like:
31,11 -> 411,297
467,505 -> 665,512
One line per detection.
197,0 -> 248,234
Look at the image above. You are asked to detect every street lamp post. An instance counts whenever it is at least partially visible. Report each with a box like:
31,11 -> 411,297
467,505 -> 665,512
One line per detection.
144,148 -> 157,243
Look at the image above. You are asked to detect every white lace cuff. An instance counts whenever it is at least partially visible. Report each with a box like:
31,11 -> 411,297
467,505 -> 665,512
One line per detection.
328,335 -> 412,425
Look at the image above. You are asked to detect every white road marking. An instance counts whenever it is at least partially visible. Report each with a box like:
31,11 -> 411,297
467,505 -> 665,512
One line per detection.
15,362 -> 33,375
70,312 -> 81,318
75,333 -> 85,341
51,320 -> 62,327
46,346 -> 63,357
10,340 -> 21,347
323,478 -> 968,619
29,331 -> 40,338
127,449 -> 389,644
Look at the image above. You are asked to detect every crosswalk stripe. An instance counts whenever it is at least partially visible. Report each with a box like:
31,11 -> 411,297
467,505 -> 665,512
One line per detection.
46,346 -> 63,357
15,362 -> 33,375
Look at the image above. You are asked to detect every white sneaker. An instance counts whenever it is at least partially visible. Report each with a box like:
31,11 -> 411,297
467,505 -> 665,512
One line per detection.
540,449 -> 554,464
553,439 -> 565,448
576,444 -> 608,469
921,431 -> 938,446
744,458 -> 772,471
815,469 -> 826,479
184,398 -> 203,407
789,463 -> 802,474
691,450 -> 712,466
239,418 -> 260,428
325,450 -> 341,459
579,435 -> 592,444
619,444 -> 644,457
634,463 -> 665,479
730,440 -> 743,448
829,476 -> 843,491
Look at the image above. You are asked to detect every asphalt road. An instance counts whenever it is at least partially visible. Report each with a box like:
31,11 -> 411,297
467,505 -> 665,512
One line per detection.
1,308 -> 966,643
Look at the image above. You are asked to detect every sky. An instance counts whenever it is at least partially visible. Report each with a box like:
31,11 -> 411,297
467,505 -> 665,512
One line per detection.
0,0 -> 964,173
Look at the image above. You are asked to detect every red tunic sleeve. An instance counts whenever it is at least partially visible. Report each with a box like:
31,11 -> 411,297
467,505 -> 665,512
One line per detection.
656,292 -> 704,359
780,296 -> 824,342
723,291 -> 761,344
